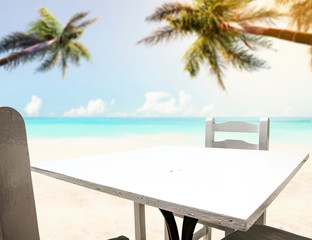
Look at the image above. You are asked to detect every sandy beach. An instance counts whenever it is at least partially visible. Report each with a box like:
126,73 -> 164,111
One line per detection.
29,135 -> 312,240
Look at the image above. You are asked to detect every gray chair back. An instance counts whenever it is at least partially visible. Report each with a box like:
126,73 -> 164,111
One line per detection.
0,107 -> 40,240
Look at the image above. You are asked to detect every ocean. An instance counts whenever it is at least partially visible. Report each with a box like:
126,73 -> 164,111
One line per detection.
24,117 -> 312,146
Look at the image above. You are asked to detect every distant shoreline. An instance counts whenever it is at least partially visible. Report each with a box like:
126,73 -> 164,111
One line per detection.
25,117 -> 312,146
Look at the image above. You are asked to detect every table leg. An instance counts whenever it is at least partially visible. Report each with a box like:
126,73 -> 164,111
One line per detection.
193,226 -> 211,240
255,211 -> 266,225
134,203 -> 146,240
182,215 -> 198,240
165,222 -> 170,240
160,209 -> 198,240
161,209 -> 179,240
224,228 -> 235,236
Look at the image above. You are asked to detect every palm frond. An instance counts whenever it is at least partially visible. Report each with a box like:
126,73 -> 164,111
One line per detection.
0,32 -> 44,54
227,47 -> 268,71
239,34 -> 273,50
183,37 -> 226,89
289,0 -> 312,31
36,50 -> 60,72
217,33 -> 269,71
27,7 -> 62,39
231,7 -> 280,25
61,50 -> 68,78
64,42 -> 89,66
274,0 -> 312,31
71,41 -> 91,60
76,17 -> 99,29
275,0 -> 292,4
203,0 -> 250,15
183,38 -> 206,77
205,45 -> 225,90
65,45 -> 80,66
61,13 -> 96,44
146,2 -> 195,22
64,12 -> 89,30
1,48 -> 46,70
59,29 -> 84,44
38,7 -> 61,26
137,26 -> 180,45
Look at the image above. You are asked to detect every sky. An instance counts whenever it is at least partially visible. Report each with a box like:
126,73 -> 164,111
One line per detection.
1,0 -> 312,118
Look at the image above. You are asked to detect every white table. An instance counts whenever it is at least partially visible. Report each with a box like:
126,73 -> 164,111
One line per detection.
31,146 -> 309,240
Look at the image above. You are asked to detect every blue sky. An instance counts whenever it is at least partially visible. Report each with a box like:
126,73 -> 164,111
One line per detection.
1,0 -> 312,117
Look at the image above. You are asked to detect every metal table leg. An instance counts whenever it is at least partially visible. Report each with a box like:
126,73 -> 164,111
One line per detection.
160,209 -> 198,240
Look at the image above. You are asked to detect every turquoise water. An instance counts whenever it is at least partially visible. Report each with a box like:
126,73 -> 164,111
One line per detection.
24,117 -> 312,145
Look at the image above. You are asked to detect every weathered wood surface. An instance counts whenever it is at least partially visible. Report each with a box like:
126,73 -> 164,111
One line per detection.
32,146 -> 309,231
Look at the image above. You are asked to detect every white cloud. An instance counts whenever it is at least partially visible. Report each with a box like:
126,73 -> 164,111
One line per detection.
64,99 -> 106,117
179,91 -> 192,108
199,104 -> 214,117
136,91 -> 195,116
24,95 -> 42,117
112,112 -> 128,117
282,106 -> 293,117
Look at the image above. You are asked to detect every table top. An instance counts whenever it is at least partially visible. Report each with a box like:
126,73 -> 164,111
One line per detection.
31,146 -> 309,231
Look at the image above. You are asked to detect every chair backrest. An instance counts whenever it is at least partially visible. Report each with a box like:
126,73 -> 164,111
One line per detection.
0,107 -> 40,240
205,117 -> 270,150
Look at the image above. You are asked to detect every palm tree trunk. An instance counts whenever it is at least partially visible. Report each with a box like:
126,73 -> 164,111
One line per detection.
224,22 -> 312,46
0,39 -> 58,66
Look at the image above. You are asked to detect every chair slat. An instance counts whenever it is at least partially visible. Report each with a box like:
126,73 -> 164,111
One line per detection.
214,121 -> 259,133
213,140 -> 258,150
213,121 -> 259,133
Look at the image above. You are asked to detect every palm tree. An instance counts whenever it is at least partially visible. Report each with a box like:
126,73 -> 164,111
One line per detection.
138,0 -> 312,90
0,7 -> 97,77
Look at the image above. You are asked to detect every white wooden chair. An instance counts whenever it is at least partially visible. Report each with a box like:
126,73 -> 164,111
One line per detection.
0,107 -> 128,240
222,224 -> 311,240
197,117 -> 270,240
